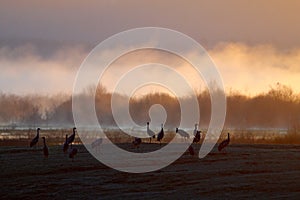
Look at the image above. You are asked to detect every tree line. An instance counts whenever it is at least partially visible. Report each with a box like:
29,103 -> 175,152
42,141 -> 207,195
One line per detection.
0,83 -> 299,132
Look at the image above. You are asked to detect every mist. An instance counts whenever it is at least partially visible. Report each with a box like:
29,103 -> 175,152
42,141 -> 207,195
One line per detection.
0,83 -> 299,133
1,42 -> 300,96
0,43 -> 88,94
210,43 -> 300,95
1,41 -> 300,130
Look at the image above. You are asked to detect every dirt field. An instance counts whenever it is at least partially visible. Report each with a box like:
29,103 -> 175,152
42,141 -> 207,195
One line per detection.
1,143 -> 300,199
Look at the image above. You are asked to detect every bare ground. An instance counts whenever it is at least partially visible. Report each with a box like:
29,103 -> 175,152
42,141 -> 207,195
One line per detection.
1,143 -> 300,199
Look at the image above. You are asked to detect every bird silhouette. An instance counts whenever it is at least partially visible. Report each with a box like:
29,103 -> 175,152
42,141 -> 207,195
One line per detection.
42,136 -> 49,158
175,128 -> 190,139
147,122 -> 155,143
132,137 -> 142,148
193,123 -> 198,136
63,134 -> 69,153
30,128 -> 40,148
218,133 -> 230,152
193,131 -> 201,143
91,138 -> 103,152
188,145 -> 195,156
69,148 -> 78,161
67,127 -> 76,148
157,124 -> 164,145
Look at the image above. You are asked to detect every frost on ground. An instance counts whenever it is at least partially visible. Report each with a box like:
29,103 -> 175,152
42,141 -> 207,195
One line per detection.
1,143 -> 300,199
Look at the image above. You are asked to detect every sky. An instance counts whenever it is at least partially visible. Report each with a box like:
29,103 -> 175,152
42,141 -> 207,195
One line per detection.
1,0 -> 300,96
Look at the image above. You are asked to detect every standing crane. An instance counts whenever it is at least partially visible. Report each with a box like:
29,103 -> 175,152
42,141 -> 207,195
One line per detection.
193,123 -> 198,136
218,133 -> 230,152
157,124 -> 164,145
175,128 -> 190,139
63,134 -> 69,153
193,131 -> 201,143
42,136 -> 49,158
69,148 -> 78,161
188,145 -> 195,156
91,138 -> 103,153
67,127 -> 76,148
146,122 -> 155,143
30,128 -> 40,148
132,137 -> 142,148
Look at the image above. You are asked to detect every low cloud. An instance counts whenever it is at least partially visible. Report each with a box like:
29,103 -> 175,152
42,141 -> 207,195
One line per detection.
0,43 -> 88,94
209,43 -> 300,95
0,42 -> 300,96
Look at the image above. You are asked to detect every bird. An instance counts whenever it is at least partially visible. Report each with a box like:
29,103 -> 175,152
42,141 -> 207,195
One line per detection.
157,124 -> 164,145
175,128 -> 190,139
193,130 -> 201,143
63,134 -> 69,153
91,138 -> 103,152
147,122 -> 155,143
188,145 -> 195,156
193,123 -> 198,136
132,137 -> 142,148
218,132 -> 230,152
67,127 -> 76,148
30,128 -> 40,148
69,148 -> 78,161
42,136 -> 49,158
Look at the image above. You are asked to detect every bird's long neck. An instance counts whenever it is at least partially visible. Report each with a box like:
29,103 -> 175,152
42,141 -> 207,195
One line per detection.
147,124 -> 150,131
37,130 -> 39,138
228,133 -> 230,141
43,138 -> 46,146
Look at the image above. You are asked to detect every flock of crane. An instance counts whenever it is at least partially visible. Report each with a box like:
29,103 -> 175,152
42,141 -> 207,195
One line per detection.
29,122 -> 230,159
30,127 -> 78,160
134,122 -> 230,155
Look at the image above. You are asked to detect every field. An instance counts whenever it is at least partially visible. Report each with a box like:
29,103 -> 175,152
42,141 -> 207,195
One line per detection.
1,141 -> 300,199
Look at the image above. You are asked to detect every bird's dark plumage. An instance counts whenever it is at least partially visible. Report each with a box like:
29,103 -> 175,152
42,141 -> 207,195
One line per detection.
193,131 -> 201,143
42,136 -> 49,158
176,128 -> 190,139
91,138 -> 103,149
30,128 -> 40,147
147,122 -> 155,143
188,145 -> 195,156
69,148 -> 78,160
218,133 -> 230,151
63,134 -> 69,153
157,124 -> 164,144
132,137 -> 142,148
67,127 -> 76,148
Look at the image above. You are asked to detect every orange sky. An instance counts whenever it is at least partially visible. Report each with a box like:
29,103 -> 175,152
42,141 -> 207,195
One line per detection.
0,1 -> 299,96
1,42 -> 300,96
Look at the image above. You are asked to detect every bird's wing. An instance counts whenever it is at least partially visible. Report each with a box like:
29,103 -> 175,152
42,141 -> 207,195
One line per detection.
148,129 -> 155,136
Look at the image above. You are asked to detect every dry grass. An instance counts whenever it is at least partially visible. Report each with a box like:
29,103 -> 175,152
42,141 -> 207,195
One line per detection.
2,128 -> 300,147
